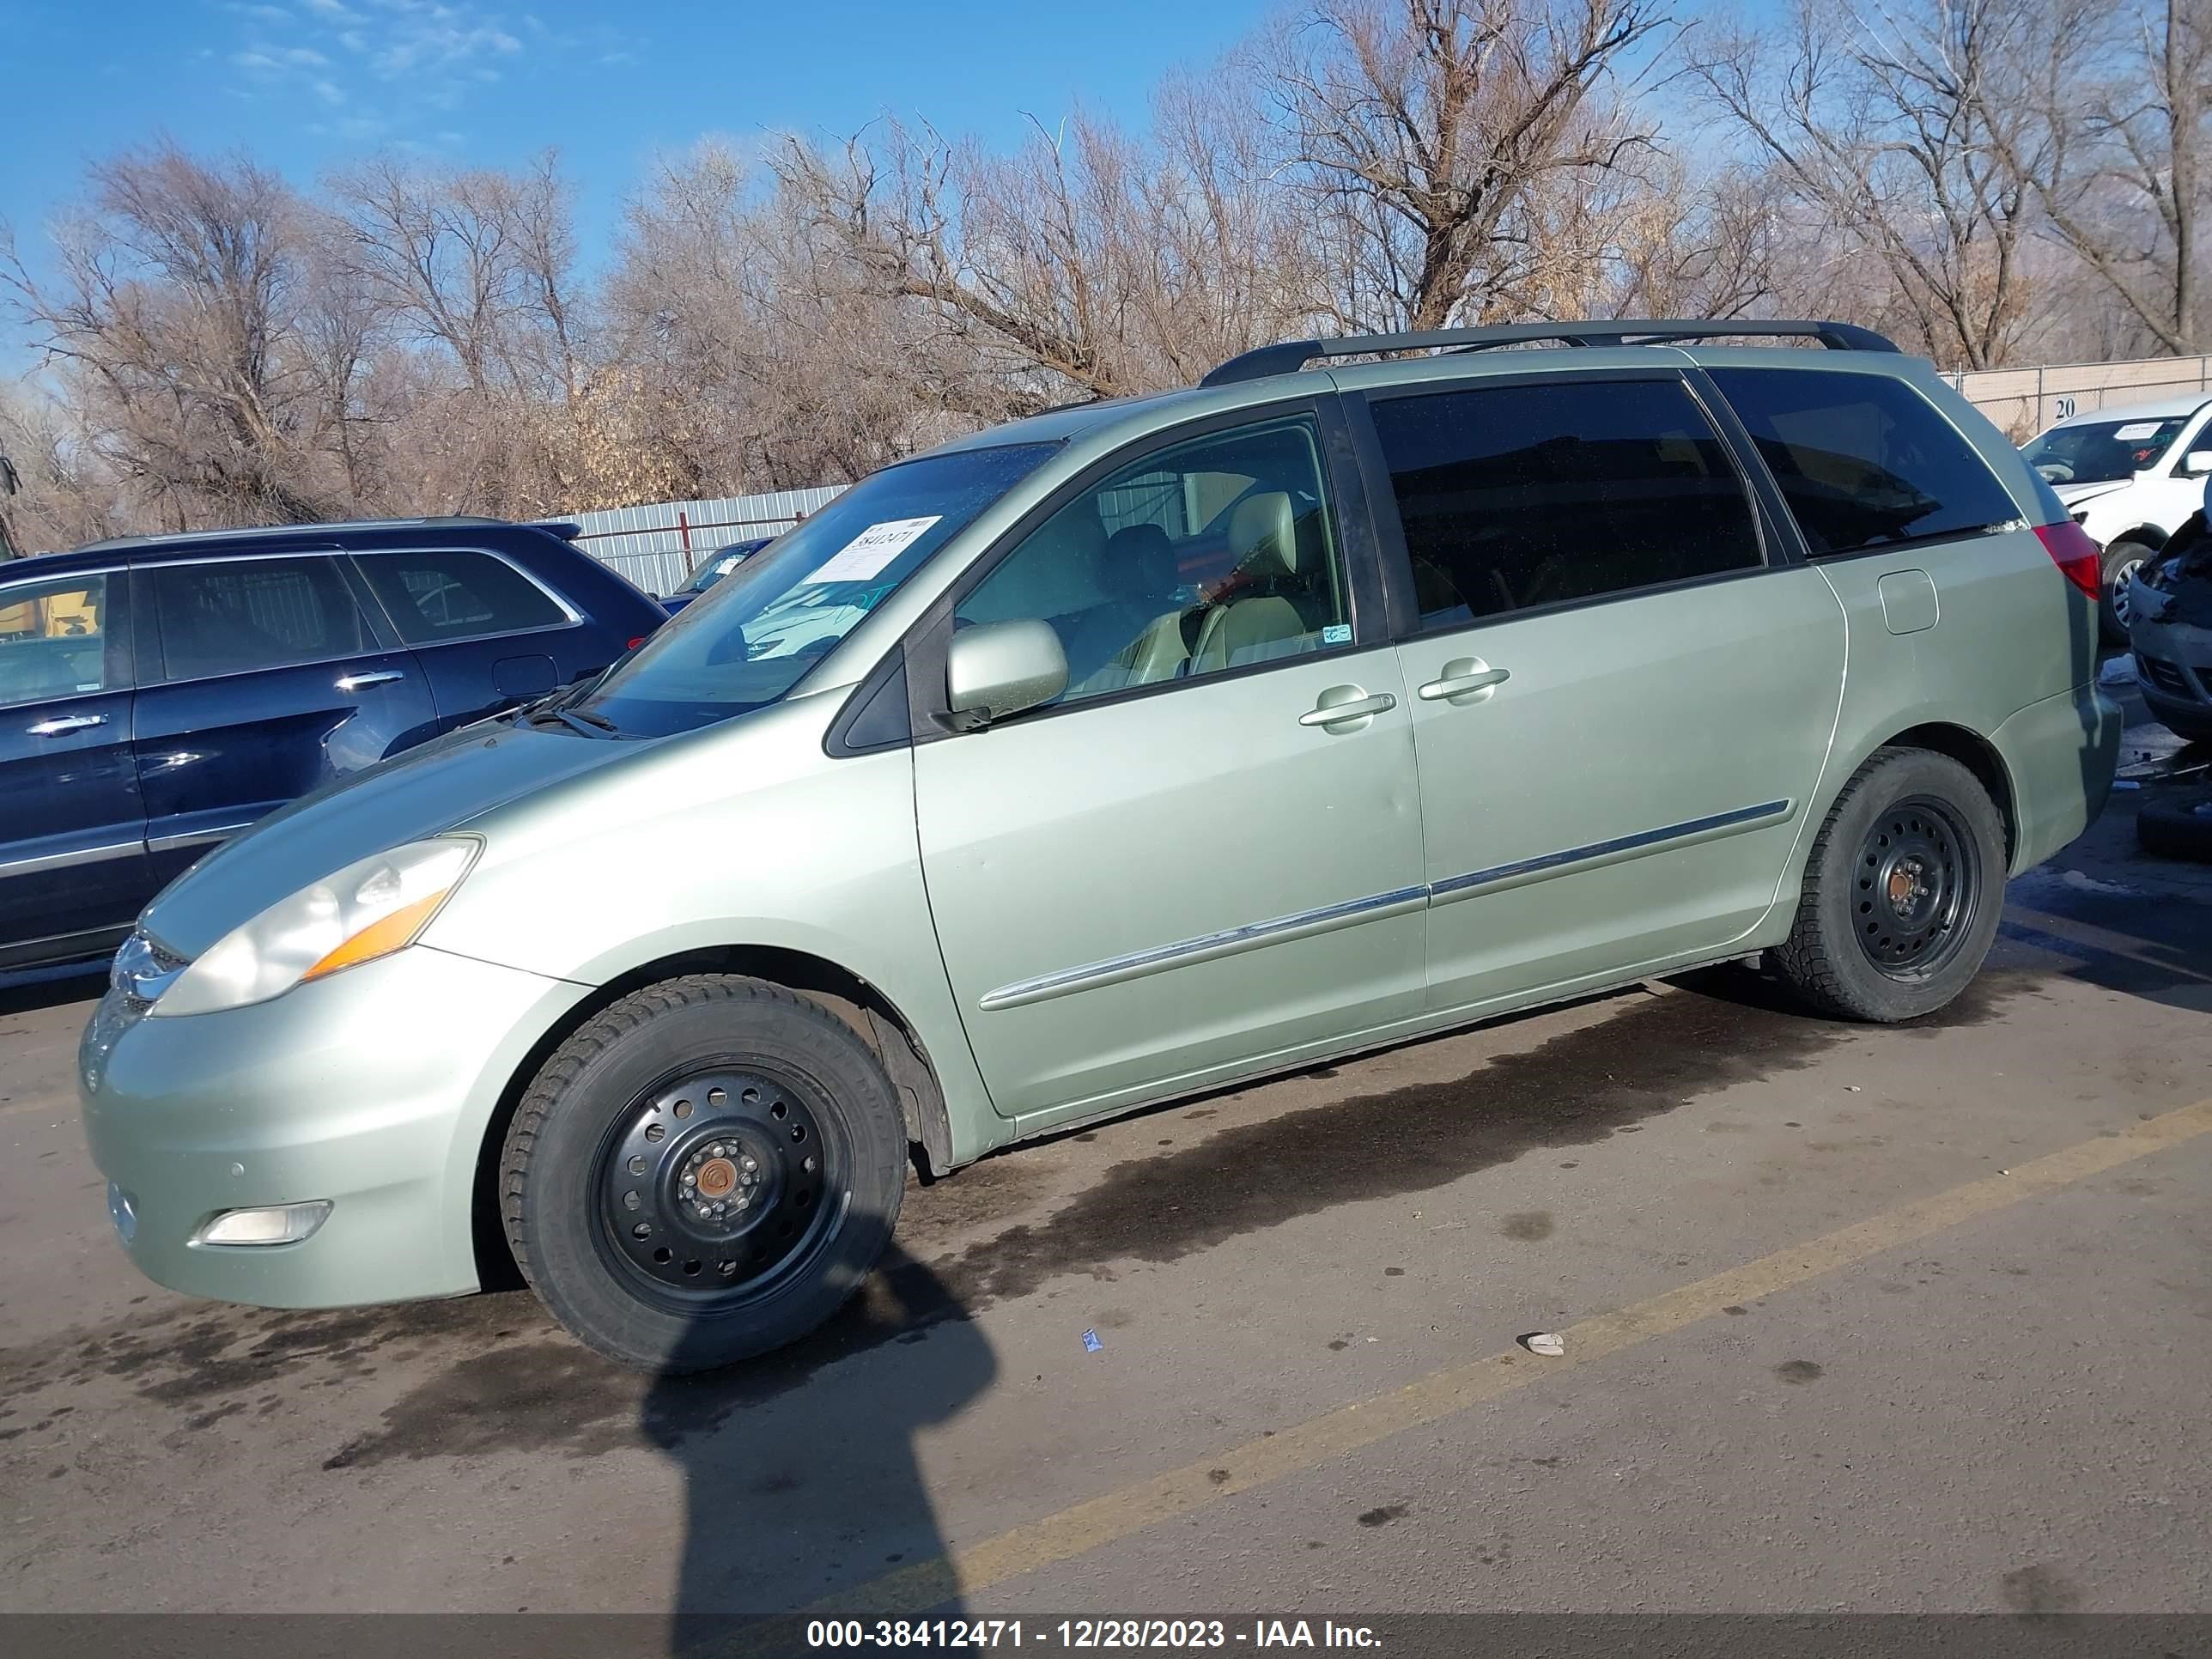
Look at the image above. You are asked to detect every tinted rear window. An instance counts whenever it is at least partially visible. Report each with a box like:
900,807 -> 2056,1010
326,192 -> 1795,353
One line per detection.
1711,368 -> 2019,556
356,549 -> 568,643
1369,377 -> 1765,626
152,557 -> 369,680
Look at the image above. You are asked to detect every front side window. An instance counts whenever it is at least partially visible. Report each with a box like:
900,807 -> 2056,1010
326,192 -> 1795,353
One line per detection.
152,557 -> 369,681
1369,378 -> 1764,629
2022,416 -> 2191,488
0,573 -> 113,708
1711,368 -> 2021,556
580,442 -> 1057,737
954,415 -> 1352,709
356,550 -> 568,644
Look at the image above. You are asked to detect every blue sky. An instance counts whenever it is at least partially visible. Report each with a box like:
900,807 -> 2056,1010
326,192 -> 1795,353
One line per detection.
0,0 -> 1283,271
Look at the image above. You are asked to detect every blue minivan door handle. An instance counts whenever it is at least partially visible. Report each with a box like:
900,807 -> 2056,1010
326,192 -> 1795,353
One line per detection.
26,713 -> 106,736
335,670 -> 405,692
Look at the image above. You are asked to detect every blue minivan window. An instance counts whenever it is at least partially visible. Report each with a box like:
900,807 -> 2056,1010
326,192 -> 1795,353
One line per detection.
152,557 -> 371,680
580,442 -> 1058,736
357,550 -> 568,642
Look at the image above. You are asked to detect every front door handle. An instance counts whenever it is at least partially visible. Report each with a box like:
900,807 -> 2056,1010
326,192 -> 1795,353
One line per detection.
1298,690 -> 1396,728
27,713 -> 106,736
1417,659 -> 1510,702
335,670 -> 404,692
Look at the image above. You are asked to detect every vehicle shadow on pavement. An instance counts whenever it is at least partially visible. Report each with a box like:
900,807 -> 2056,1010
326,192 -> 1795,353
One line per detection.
0,963 -> 106,1018
643,1244 -> 994,1651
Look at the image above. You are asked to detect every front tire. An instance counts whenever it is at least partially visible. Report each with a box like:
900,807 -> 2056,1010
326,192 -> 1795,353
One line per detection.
1771,748 -> 2006,1023
501,974 -> 907,1372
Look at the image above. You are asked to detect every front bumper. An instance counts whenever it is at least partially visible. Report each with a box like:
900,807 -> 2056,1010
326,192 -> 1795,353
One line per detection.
80,944 -> 587,1309
1990,682 -> 2124,873
2128,610 -> 2212,739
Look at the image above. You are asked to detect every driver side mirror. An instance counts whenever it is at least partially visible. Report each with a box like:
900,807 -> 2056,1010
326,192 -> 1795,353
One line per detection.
945,618 -> 1067,730
2183,450 -> 2212,477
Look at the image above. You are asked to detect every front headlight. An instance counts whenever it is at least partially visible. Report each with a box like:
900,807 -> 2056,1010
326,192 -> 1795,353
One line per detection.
151,837 -> 481,1018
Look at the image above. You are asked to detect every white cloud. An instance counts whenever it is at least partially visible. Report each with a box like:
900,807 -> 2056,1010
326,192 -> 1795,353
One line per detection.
220,0 -> 644,141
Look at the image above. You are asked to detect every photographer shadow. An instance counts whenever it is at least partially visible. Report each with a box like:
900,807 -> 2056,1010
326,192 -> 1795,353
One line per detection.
642,1245 -> 995,1653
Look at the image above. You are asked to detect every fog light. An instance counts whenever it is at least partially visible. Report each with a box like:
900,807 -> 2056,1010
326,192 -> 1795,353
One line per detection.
194,1200 -> 331,1247
107,1182 -> 137,1245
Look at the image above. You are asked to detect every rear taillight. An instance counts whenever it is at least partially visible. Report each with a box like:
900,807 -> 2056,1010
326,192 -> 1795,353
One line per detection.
626,636 -> 647,651
2034,521 -> 2102,601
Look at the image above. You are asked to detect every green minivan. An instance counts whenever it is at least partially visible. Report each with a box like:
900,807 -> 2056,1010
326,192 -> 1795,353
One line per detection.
82,321 -> 2122,1370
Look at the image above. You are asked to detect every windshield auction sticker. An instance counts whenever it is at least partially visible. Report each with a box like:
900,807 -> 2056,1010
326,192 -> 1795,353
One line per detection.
809,516 -> 943,584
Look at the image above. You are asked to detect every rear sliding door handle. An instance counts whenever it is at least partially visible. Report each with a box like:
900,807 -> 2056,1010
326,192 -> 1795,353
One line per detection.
1417,661 -> 1510,702
1298,690 -> 1396,727
26,713 -> 106,736
335,670 -> 404,692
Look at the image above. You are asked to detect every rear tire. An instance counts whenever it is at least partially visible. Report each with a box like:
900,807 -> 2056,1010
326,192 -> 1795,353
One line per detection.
2101,539 -> 2153,644
1771,748 -> 2007,1023
500,974 -> 907,1373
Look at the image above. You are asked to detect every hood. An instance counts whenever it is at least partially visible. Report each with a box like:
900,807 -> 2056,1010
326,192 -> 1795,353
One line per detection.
2051,478 -> 2133,509
141,719 -> 641,958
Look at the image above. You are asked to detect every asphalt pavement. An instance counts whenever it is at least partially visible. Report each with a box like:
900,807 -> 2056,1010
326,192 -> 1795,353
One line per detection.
1,706 -> 2207,1631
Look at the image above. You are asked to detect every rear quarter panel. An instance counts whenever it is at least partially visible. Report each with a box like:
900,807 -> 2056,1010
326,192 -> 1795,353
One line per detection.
1689,352 -> 2108,893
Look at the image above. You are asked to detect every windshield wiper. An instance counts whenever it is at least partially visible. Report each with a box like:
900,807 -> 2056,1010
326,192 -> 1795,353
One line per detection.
520,703 -> 617,738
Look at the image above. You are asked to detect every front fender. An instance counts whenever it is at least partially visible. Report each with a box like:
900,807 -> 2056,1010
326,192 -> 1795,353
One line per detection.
422,698 -> 1007,1169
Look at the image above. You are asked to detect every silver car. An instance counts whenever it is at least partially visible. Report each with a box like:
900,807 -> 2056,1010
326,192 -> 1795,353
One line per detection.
81,320 -> 2122,1371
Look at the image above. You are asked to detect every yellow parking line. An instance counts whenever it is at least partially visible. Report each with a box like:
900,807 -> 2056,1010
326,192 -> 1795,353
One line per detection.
818,1095 -> 2212,1619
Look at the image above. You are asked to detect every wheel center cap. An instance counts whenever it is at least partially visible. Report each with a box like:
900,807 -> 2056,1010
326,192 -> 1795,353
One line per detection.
696,1158 -> 738,1199
1887,861 -> 1923,910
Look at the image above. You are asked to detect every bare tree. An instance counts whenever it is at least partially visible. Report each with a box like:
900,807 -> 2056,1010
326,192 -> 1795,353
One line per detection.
1686,0 -> 2039,369
0,142 -> 349,526
1984,0 -> 2209,355
1258,0 -> 1672,332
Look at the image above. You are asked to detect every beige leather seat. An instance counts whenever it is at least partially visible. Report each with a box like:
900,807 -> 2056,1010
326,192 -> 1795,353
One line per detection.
1190,492 -> 1310,672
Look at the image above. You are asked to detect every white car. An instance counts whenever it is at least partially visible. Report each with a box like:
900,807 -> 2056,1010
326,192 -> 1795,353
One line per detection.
2021,394 -> 2212,640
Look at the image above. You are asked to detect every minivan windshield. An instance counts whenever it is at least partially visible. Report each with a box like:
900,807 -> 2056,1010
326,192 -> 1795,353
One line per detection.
575,441 -> 1058,737
2023,417 -> 2188,486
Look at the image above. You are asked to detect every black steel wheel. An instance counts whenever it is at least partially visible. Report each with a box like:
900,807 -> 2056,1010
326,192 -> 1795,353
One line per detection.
594,1064 -> 844,1310
1849,794 -> 1981,981
501,974 -> 907,1372
1772,747 -> 2008,1023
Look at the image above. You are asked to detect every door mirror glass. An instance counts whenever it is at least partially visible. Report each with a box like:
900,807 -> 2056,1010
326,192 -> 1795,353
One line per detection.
2184,449 -> 2212,477
945,619 -> 1066,727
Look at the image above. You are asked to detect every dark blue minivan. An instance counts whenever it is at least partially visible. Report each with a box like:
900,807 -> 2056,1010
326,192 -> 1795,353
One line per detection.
0,517 -> 665,977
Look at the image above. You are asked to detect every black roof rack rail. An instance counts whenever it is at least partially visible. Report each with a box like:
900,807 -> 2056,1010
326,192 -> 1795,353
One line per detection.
1199,319 -> 1899,388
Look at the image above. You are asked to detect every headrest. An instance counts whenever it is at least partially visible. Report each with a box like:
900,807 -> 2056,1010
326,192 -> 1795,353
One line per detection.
1105,522 -> 1177,597
1018,507 -> 1111,617
1229,491 -> 1297,579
